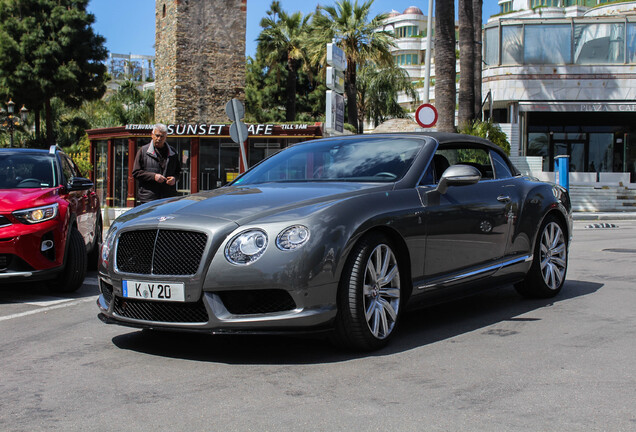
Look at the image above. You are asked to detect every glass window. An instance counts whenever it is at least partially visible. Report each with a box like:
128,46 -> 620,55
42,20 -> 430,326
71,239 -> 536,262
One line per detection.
435,147 -> 493,180
396,26 -> 419,38
113,139 -> 128,207
485,27 -> 500,66
199,138 -> 220,190
250,139 -> 282,167
574,23 -> 624,64
491,151 -> 513,179
527,133 -> 550,172
626,23 -> 636,63
234,138 -> 423,185
94,140 -> 108,206
524,24 -> 571,64
0,153 -> 56,189
588,133 -> 614,172
502,25 -> 523,65
166,137 -> 191,195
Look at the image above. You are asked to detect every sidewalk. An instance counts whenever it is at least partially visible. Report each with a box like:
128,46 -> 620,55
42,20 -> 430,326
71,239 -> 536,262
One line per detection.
573,211 -> 636,221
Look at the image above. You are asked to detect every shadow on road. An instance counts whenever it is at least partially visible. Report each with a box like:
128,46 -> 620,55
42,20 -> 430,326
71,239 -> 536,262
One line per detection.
111,279 -> 602,364
0,271 -> 99,303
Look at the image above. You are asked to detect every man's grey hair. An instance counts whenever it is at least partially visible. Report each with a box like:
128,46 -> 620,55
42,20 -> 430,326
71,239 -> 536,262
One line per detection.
153,123 -> 168,133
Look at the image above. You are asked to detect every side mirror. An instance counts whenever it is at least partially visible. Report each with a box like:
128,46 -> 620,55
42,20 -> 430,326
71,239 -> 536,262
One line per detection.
436,164 -> 481,194
67,177 -> 94,191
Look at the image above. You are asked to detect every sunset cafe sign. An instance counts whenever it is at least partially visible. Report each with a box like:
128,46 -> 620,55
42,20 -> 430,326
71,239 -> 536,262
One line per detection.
125,123 -> 319,136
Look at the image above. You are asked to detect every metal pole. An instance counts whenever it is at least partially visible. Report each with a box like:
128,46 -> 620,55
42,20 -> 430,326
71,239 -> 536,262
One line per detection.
424,0 -> 434,103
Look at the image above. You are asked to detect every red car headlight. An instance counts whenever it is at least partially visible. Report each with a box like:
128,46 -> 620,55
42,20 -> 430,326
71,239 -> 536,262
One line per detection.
12,203 -> 59,224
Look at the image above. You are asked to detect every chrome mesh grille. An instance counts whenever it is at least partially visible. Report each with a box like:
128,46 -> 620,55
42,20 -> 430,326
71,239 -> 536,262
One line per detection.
217,290 -> 296,315
116,229 -> 207,275
113,297 -> 208,323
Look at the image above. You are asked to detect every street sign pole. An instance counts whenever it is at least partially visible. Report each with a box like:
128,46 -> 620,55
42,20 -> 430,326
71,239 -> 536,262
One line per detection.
226,98 -> 249,174
326,40 -> 346,135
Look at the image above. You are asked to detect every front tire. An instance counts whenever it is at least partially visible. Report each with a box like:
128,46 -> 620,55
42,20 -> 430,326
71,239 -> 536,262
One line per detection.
333,233 -> 403,351
515,215 -> 568,298
49,227 -> 87,293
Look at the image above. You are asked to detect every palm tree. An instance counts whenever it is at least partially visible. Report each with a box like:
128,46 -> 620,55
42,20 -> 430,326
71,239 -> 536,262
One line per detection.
310,0 -> 395,133
458,0 -> 475,127
473,0 -> 483,120
257,1 -> 312,122
435,0 -> 457,132
357,63 -> 417,129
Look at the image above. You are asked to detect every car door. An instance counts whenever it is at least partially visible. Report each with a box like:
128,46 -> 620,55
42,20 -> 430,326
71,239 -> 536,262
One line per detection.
419,144 -> 513,281
60,154 -> 95,246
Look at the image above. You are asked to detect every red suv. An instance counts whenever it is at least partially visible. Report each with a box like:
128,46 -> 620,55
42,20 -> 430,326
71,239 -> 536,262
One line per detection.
0,146 -> 101,292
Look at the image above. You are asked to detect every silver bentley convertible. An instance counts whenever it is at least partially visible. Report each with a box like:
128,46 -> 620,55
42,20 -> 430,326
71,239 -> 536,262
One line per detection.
97,133 -> 572,351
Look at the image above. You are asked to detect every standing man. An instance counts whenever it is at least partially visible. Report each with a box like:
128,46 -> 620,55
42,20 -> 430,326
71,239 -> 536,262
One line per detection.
132,123 -> 181,205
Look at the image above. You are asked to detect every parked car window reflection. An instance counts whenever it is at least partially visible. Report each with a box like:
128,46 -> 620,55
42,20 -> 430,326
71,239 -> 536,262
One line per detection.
234,138 -> 423,185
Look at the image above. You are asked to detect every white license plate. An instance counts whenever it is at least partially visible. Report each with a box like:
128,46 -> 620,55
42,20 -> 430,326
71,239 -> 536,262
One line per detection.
122,280 -> 185,302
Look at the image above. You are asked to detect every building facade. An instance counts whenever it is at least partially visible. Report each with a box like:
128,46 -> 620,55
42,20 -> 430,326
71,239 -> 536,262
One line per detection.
381,6 -> 435,105
484,0 -> 636,185
87,124 -> 323,209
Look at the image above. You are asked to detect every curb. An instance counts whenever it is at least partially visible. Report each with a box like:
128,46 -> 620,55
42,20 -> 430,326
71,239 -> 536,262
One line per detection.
573,212 -> 636,221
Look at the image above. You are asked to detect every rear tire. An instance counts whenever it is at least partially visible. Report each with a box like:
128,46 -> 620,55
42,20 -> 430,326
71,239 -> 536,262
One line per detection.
515,215 -> 568,299
49,227 -> 87,293
333,233 -> 403,351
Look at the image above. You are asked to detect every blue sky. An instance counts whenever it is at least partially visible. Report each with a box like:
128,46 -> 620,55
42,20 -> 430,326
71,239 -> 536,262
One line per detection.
87,0 -> 500,58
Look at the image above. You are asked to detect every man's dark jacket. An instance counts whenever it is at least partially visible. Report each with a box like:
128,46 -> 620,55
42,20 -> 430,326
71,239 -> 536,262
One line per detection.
132,141 -> 181,204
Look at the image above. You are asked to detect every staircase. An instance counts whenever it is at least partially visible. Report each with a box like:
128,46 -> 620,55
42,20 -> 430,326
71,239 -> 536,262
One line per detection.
569,185 -> 636,212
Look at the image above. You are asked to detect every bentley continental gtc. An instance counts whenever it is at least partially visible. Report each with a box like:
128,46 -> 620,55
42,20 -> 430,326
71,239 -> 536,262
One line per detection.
97,133 -> 572,351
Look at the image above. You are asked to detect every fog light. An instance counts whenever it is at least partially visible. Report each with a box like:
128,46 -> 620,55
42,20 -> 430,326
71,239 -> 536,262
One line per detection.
41,240 -> 54,252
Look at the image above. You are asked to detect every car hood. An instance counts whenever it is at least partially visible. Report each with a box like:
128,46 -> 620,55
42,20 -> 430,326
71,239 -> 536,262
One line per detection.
116,182 -> 391,228
0,188 -> 59,213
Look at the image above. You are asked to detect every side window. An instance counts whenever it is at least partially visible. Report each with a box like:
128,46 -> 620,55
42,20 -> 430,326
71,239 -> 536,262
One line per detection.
491,151 -> 513,179
60,154 -> 78,183
435,145 -> 494,180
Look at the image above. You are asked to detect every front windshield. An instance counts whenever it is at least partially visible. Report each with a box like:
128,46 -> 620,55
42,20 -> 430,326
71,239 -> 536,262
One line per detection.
233,137 -> 423,185
0,153 -> 57,189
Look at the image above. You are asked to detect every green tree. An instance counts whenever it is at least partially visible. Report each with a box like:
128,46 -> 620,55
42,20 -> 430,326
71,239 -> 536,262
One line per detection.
257,1 -> 312,122
459,120 -> 510,155
310,0 -> 395,133
105,81 -> 155,126
434,0 -> 456,132
0,0 -> 107,147
357,63 -> 417,128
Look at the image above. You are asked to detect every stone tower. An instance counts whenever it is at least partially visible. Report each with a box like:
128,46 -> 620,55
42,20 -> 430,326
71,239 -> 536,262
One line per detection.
155,0 -> 246,123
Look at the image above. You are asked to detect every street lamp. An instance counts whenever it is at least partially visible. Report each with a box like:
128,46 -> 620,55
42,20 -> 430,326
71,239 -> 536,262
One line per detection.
2,99 -> 28,148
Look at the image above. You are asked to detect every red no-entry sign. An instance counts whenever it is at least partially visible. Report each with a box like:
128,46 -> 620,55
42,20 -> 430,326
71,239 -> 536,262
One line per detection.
415,103 -> 438,128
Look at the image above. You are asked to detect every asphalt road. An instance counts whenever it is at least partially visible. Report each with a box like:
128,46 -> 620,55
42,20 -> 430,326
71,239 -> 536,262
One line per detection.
1,220 -> 635,432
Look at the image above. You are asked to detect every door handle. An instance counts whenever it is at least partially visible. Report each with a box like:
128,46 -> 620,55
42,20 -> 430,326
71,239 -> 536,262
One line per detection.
497,195 -> 511,203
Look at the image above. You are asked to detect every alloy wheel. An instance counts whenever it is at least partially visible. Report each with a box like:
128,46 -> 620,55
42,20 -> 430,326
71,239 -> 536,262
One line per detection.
539,221 -> 567,290
362,244 -> 401,339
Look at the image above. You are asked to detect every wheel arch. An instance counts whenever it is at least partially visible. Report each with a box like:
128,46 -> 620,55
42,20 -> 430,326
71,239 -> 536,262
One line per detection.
340,225 -> 413,304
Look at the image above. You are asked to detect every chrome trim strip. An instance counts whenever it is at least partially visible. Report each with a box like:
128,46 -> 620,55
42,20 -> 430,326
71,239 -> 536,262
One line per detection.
0,271 -> 34,278
417,254 -> 533,290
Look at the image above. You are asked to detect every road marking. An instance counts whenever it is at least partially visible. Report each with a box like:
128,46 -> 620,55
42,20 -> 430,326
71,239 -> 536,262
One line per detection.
24,297 -> 74,307
0,297 -> 96,322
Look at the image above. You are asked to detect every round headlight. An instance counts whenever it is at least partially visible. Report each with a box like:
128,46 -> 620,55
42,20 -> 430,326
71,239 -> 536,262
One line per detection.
225,229 -> 268,265
276,225 -> 310,250
100,228 -> 117,266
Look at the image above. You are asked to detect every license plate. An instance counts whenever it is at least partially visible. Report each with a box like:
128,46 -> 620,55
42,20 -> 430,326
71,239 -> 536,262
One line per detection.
122,280 -> 185,302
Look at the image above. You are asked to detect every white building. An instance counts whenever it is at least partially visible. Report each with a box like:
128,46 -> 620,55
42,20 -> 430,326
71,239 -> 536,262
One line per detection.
381,6 -> 436,106
484,0 -> 636,189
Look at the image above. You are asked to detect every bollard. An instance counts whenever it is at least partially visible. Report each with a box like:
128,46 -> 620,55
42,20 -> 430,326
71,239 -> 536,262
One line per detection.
554,155 -> 570,191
